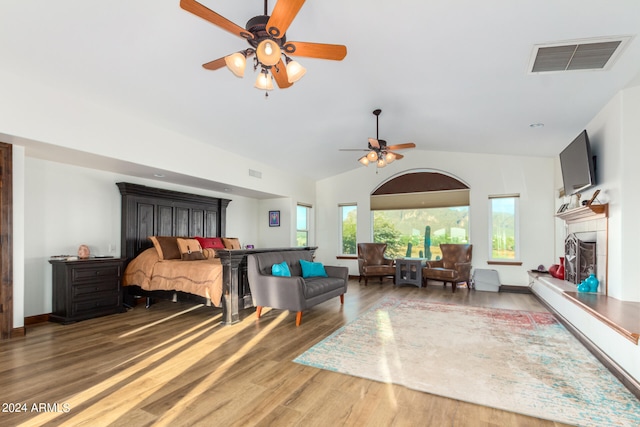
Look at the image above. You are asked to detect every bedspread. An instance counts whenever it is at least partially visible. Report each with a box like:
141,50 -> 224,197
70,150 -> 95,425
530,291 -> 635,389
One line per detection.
123,248 -> 223,307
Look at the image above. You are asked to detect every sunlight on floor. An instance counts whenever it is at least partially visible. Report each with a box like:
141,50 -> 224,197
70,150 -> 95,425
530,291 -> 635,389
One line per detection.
18,307 -> 280,426
118,304 -> 207,338
153,310 -> 289,426
376,309 -> 400,409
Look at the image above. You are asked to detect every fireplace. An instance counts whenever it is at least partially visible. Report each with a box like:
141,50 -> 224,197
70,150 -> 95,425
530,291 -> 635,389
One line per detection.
564,233 -> 597,285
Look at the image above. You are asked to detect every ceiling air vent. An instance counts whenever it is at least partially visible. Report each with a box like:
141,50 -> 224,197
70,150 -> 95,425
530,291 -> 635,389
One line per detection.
529,36 -> 631,73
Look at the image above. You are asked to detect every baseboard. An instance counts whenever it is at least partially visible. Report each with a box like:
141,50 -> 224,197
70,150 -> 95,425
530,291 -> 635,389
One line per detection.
499,285 -> 532,294
534,294 -> 640,400
11,327 -> 26,338
25,313 -> 50,326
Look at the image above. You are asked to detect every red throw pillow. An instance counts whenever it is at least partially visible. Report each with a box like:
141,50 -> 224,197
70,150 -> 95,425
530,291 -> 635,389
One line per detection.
194,236 -> 225,249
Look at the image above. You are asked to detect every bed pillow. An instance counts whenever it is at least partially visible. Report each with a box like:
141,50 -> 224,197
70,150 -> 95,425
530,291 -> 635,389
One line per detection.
300,259 -> 328,278
176,238 -> 206,261
271,261 -> 291,277
195,236 -> 225,250
149,236 -> 181,260
222,237 -> 241,249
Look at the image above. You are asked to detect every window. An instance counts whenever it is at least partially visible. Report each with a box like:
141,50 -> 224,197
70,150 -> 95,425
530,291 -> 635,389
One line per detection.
372,207 -> 469,259
489,194 -> 519,261
339,204 -> 357,255
296,204 -> 310,247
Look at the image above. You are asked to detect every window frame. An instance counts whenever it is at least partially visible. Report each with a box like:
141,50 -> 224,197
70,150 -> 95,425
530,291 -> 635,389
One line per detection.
296,204 -> 311,247
488,194 -> 520,262
338,203 -> 357,256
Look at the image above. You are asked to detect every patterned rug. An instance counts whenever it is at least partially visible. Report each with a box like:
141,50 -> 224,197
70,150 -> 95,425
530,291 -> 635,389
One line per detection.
294,298 -> 640,427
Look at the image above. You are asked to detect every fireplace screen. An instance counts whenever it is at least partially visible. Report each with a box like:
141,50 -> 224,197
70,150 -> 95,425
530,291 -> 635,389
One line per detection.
565,233 -> 596,284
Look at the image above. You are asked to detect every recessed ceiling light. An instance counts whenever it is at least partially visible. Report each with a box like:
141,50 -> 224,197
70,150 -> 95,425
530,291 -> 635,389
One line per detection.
153,173 -> 165,178
529,123 -> 544,128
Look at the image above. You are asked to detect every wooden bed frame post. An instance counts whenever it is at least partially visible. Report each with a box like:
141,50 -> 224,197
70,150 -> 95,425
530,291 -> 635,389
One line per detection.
217,250 -> 243,324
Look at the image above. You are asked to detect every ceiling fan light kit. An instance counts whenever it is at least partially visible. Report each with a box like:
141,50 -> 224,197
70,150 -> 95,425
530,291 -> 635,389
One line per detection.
180,0 -> 347,93
224,51 -> 248,77
254,69 -> 274,90
256,39 -> 281,66
358,156 -> 370,166
341,109 -> 416,169
284,56 -> 306,82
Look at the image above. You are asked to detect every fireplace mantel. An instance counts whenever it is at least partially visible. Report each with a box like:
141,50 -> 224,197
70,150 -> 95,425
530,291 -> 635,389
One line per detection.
556,203 -> 608,224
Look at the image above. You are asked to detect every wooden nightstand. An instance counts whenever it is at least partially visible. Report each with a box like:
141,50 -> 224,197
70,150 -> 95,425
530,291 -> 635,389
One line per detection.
49,257 -> 126,324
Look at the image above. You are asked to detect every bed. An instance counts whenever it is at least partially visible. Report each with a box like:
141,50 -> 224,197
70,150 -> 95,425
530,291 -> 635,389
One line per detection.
118,182 -> 318,325
118,182 -> 233,317
123,245 -> 223,307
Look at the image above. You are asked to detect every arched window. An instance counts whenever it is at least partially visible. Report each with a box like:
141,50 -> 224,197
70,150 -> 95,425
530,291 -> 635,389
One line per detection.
370,170 -> 470,259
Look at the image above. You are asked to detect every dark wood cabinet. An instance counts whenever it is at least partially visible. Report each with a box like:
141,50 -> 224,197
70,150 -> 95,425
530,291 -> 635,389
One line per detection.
49,258 -> 126,324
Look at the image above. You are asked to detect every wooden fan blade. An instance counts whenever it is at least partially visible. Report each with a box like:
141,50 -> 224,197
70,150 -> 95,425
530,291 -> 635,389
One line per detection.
266,0 -> 305,38
368,138 -> 380,149
386,142 -> 416,151
180,0 -> 253,40
202,57 -> 227,70
392,153 -> 404,160
283,41 -> 347,60
271,59 -> 293,89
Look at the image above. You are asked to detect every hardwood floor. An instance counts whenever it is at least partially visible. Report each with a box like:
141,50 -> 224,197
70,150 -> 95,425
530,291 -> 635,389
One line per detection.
0,281 -> 571,427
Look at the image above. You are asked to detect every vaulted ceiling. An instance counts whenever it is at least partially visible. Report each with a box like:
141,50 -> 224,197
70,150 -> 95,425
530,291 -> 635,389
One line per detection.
2,1 -> 640,183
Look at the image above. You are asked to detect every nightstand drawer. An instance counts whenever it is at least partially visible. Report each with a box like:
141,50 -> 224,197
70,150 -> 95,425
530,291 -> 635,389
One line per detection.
71,280 -> 120,299
70,265 -> 121,283
72,293 -> 121,317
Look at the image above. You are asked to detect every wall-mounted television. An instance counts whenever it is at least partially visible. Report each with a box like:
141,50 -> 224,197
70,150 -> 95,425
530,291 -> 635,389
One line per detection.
560,130 -> 596,196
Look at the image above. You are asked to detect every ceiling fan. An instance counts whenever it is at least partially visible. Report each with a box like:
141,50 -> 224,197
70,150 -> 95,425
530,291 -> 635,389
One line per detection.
341,109 -> 416,168
180,0 -> 347,92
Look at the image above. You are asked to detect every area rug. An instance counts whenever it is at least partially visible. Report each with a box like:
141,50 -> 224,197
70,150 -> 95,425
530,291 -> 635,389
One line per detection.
294,298 -> 640,427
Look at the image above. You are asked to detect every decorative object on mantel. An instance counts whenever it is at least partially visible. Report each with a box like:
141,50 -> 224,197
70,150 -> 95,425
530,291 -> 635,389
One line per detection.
549,257 -> 565,280
586,273 -> 599,292
570,193 -> 581,209
586,189 -> 600,206
77,244 -> 90,259
556,203 -> 569,213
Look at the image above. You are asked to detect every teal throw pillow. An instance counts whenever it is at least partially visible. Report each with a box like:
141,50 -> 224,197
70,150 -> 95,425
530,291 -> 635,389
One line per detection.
272,261 -> 291,277
300,259 -> 328,278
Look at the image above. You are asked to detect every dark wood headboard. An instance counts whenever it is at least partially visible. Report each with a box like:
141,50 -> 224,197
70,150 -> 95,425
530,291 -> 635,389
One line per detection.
117,182 -> 231,261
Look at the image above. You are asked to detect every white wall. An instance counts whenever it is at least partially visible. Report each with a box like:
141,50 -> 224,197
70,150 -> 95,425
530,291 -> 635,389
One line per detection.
572,84 -> 640,301
12,146 -> 25,329
258,198 -> 293,248
0,67 -> 316,204
22,157 -> 261,317
316,151 -> 556,286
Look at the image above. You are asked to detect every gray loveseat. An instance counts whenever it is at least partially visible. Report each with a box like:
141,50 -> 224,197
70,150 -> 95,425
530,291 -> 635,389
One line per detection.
247,250 -> 348,326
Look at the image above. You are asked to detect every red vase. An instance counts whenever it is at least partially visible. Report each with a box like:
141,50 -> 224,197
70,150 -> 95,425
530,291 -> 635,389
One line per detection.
551,257 -> 565,280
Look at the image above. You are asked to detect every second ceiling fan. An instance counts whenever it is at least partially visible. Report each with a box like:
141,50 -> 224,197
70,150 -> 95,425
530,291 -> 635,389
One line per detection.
180,0 -> 347,91
341,109 -> 416,168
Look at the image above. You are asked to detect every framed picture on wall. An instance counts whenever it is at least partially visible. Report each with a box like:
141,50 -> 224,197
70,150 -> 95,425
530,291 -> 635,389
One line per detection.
269,210 -> 280,227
